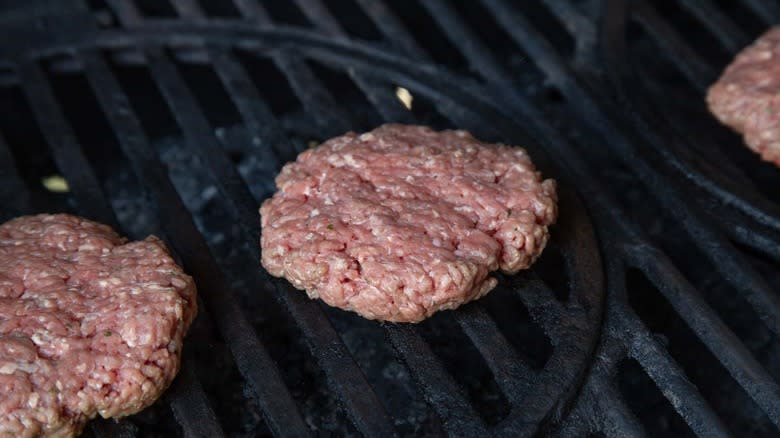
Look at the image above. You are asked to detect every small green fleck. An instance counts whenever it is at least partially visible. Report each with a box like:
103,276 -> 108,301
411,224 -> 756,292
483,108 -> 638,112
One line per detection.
514,227 -> 518,231
507,208 -> 512,216
49,387 -> 58,394
327,224 -> 335,230
766,107 -> 774,114
104,331 -> 113,337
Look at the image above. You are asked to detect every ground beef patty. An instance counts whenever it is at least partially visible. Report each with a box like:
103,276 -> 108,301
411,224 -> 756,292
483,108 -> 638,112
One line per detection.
261,124 -> 557,323
0,214 -> 197,437
707,26 -> 780,167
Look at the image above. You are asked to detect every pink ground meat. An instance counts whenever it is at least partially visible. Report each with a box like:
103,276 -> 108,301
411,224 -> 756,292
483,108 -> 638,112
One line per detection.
707,26 -> 780,167
260,124 -> 557,323
0,214 -> 197,437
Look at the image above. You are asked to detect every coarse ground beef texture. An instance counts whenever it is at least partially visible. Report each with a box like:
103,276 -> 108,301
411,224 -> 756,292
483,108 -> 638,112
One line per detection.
707,26 -> 780,167
260,124 -> 557,323
0,214 -> 197,437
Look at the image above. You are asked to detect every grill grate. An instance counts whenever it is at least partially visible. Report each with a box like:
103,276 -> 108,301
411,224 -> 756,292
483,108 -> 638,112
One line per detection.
0,0 -> 778,436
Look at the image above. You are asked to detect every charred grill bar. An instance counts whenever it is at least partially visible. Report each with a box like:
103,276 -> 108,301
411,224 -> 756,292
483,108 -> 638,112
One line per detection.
0,0 -> 778,436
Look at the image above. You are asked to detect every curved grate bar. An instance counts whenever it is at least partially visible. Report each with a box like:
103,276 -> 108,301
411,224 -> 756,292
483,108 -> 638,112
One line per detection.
291,0 -> 343,37
554,332 -> 645,438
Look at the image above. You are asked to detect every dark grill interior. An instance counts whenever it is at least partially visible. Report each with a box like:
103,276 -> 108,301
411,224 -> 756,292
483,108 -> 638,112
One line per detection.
0,0 -> 779,436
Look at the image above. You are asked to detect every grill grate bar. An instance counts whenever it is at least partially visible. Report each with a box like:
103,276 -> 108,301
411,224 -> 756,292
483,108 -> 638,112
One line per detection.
721,212 -> 780,264
348,73 -> 416,124
292,0 -> 343,36
208,48 -> 298,163
0,132 -> 31,220
420,0 -> 509,86
167,0 -> 204,21
739,0 -> 780,25
516,274 -> 566,336
272,53 -> 352,134
627,245 -> 780,427
104,0 -> 142,24
386,324 -> 489,436
454,306 -> 535,404
631,0 -> 716,90
352,0 -> 430,60
168,364 -> 227,438
139,47 -> 396,436
79,51 -> 310,436
677,0 -> 750,52
553,333 -> 646,437
15,59 -> 225,437
89,419 -> 138,438
538,0 -> 597,60
231,0 -> 271,22
144,50 -> 259,235
625,313 -> 731,438
17,61 -> 119,229
594,382 -> 645,438
226,3 -> 279,67
283,0 -> 419,127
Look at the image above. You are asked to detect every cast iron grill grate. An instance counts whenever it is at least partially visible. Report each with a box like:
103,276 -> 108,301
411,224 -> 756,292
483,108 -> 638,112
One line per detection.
0,0 -> 777,436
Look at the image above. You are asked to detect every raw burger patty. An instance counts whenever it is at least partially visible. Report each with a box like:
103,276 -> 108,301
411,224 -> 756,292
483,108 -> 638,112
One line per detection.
261,124 -> 557,323
0,214 -> 197,437
707,26 -> 780,166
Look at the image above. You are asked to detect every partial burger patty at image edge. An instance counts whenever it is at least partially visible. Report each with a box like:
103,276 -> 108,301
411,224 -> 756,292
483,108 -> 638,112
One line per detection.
708,26 -> 780,167
0,214 -> 197,437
